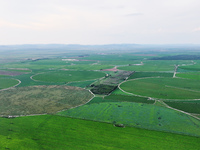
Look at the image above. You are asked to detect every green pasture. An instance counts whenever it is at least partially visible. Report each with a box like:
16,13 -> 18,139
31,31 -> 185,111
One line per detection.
176,72 -> 200,80
64,64 -> 114,70
27,58 -> 67,65
165,101 -> 200,114
120,77 -> 200,99
86,97 -> 119,105
118,63 -> 173,71
67,80 -> 95,88
111,87 -> 133,95
1,61 -> 66,70
79,53 -> 144,61
105,94 -> 154,104
179,64 -> 200,71
13,73 -> 63,87
0,86 -> 93,115
128,72 -> 173,80
57,102 -> 200,137
1,115 -> 200,150
0,68 -> 31,73
32,70 -> 105,83
0,75 -> 9,78
0,78 -> 19,90
118,60 -> 191,72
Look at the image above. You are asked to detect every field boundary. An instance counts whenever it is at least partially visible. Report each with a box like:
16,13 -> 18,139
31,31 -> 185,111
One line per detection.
161,100 -> 200,121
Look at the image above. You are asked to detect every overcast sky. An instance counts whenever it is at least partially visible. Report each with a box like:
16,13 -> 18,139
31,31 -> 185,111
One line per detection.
0,0 -> 200,45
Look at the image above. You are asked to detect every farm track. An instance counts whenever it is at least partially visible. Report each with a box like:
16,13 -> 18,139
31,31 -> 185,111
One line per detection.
162,100 -> 200,121
173,65 -> 179,78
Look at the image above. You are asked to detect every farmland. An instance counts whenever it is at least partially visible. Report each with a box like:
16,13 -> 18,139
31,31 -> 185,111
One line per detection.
0,78 -> 20,90
32,70 -> 105,83
0,85 -> 93,116
1,115 -> 200,150
120,77 -> 200,99
1,45 -> 200,149
57,102 -> 200,137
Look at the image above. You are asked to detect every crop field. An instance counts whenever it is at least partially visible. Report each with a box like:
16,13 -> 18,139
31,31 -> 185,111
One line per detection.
176,72 -> 200,80
0,78 -> 20,90
57,102 -> 200,137
0,86 -> 93,116
32,70 -> 105,83
2,49 -> 200,149
120,77 -> 200,99
105,94 -> 154,104
64,64 -> 114,70
128,72 -> 173,80
1,115 -> 200,150
164,101 -> 200,114
0,75 -> 9,78
179,64 -> 200,71
67,80 -> 96,88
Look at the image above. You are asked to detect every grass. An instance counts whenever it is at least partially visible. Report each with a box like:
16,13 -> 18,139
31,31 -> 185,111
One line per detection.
179,64 -> 200,71
32,70 -> 105,83
118,60 -> 174,72
1,115 -> 200,149
66,80 -> 95,88
0,78 -> 19,90
13,73 -> 64,87
0,75 -> 9,78
165,101 -> 200,114
57,102 -> 200,137
86,97 -> 120,104
128,72 -> 173,80
64,64 -> 114,70
0,68 -> 31,73
0,86 -> 93,116
120,77 -> 200,99
176,72 -> 200,80
111,87 -> 133,95
105,94 -> 155,104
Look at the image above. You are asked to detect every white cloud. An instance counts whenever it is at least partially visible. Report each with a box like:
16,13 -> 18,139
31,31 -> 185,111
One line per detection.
193,27 -> 200,32
0,0 -> 200,45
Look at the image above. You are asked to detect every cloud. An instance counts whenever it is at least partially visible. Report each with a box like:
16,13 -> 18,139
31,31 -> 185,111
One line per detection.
125,13 -> 144,17
193,27 -> 200,32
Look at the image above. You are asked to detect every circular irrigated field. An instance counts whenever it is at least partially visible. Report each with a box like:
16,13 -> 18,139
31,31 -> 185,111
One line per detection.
0,85 -> 93,116
32,70 -> 105,82
0,78 -> 20,90
120,77 -> 200,100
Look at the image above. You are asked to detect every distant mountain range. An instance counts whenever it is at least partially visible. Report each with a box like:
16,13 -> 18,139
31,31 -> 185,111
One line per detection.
1,44 -> 200,52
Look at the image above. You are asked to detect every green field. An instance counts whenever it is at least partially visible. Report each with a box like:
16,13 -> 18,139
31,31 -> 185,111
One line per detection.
165,101 -> 200,114
0,75 -> 9,78
128,72 -> 173,80
66,80 -> 95,88
13,73 -> 64,87
0,86 -> 93,116
179,64 -> 200,71
0,78 -> 19,90
1,115 -> 200,150
105,94 -> 155,104
120,77 -> 200,99
2,49 -> 200,149
176,72 -> 200,80
64,64 -> 114,70
32,70 -> 105,83
57,102 -> 200,137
